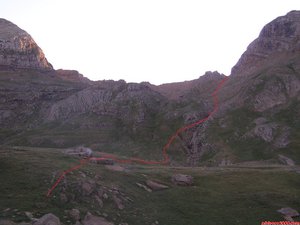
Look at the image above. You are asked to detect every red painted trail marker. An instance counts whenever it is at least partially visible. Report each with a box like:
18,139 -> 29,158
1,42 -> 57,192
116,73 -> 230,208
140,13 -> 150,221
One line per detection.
46,76 -> 229,197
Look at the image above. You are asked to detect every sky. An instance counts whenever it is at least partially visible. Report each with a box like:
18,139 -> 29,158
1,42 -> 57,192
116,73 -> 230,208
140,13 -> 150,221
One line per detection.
0,0 -> 299,84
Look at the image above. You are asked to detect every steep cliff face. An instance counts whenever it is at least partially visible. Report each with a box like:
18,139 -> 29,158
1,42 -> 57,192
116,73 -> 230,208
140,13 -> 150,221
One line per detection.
0,18 -> 53,71
231,11 -> 300,76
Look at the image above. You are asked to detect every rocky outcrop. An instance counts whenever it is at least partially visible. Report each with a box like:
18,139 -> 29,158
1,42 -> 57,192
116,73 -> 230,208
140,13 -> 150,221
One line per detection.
177,119 -> 212,166
0,19 -> 53,71
244,118 -> 291,148
254,122 -> 278,142
53,173 -> 133,213
273,126 -> 291,148
231,11 -> 300,76
47,87 -> 114,120
46,81 -> 164,123
251,67 -> 300,112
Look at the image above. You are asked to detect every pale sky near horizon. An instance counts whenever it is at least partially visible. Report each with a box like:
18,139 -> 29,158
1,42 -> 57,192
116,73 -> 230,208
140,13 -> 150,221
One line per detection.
0,0 -> 299,84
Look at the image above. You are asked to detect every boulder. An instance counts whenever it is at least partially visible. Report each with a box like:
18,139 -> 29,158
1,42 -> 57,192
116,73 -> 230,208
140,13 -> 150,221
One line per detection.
60,193 -> 68,203
82,212 -> 114,225
90,158 -> 115,165
68,209 -> 80,222
64,147 -> 93,158
0,220 -> 16,225
113,195 -> 125,210
81,181 -> 95,196
94,195 -> 104,208
146,180 -> 169,191
277,207 -> 299,217
33,213 -> 60,225
171,174 -> 194,186
24,212 -> 33,220
219,159 -> 232,166
254,123 -> 277,142
136,182 -> 152,192
274,127 -> 290,148
278,154 -> 295,166
277,207 -> 299,221
105,165 -> 125,172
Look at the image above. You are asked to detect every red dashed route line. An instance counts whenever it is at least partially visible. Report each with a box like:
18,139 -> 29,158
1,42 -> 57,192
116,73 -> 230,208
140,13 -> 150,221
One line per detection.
46,76 -> 229,197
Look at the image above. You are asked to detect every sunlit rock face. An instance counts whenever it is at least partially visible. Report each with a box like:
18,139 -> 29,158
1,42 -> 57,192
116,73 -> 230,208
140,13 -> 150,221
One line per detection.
0,18 -> 53,70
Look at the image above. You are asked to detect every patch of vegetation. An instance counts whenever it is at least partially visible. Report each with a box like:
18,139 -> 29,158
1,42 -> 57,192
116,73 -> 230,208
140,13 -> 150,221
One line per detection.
1,147 -> 299,225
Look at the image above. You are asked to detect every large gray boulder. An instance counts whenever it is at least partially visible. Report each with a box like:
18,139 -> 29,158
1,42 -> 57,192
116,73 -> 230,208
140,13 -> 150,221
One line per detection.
82,212 -> 114,225
33,213 -> 60,225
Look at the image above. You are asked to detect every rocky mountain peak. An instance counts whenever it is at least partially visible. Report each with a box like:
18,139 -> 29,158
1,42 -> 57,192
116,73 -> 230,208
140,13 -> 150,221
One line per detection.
55,69 -> 91,84
200,71 -> 224,80
0,18 -> 53,71
231,10 -> 300,76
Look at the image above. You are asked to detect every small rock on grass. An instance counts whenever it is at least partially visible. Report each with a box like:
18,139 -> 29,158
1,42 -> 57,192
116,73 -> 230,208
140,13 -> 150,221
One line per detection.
146,180 -> 169,191
171,174 -> 194,186
136,182 -> 152,192
68,209 -> 80,222
113,195 -> 125,210
24,212 -> 33,220
278,154 -> 295,166
277,207 -> 299,221
105,165 -> 126,172
94,195 -> 104,208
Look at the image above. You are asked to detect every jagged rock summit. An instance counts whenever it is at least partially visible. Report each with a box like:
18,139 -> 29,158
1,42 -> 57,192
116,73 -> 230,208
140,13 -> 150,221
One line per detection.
231,10 -> 300,76
0,18 -> 53,71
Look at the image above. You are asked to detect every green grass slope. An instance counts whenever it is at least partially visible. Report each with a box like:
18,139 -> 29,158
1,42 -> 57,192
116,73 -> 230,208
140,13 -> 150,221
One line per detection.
0,146 -> 299,225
